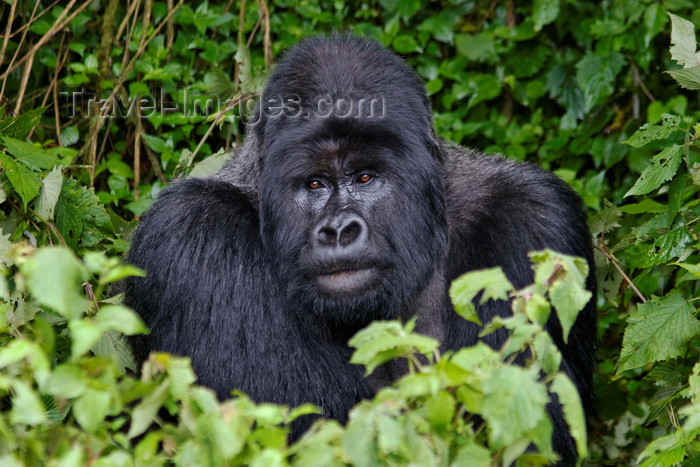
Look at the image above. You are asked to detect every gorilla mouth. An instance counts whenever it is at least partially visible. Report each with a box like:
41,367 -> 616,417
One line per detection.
316,267 -> 379,294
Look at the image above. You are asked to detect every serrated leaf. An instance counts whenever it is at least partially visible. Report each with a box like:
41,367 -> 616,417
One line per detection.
618,294 -> 700,373
204,69 -> 234,98
55,178 -> 112,248
0,151 -> 41,208
2,137 -> 60,170
482,366 -> 549,448
550,374 -> 587,459
668,13 -> 699,68
92,330 -> 138,373
22,247 -> 88,320
665,66 -> 700,90
35,167 -> 63,221
449,267 -> 514,325
625,144 -> 683,197
0,107 -> 46,140
588,202 -> 622,236
624,114 -> 681,148
575,52 -> 625,112
188,149 -> 229,178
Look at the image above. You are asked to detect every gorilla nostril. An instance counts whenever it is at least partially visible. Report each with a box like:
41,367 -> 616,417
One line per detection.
339,221 -> 362,246
317,226 -> 337,246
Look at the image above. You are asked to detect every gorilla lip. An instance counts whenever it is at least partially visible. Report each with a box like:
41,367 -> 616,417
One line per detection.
316,267 -> 379,293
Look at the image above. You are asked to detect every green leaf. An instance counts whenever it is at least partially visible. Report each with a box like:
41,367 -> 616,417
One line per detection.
35,167 -> 63,221
74,388 -> 110,432
392,35 -> 422,54
550,374 -> 587,459
46,364 -> 87,398
55,178 -> 112,248
22,247 -> 88,320
128,381 -> 171,438
10,380 -> 47,426
0,107 -> 46,140
624,114 -> 681,148
665,67 -> 700,90
60,126 -> 80,147
482,366 -> 549,449
94,305 -> 148,335
533,0 -> 560,31
625,144 -> 683,197
349,320 -> 439,375
188,149 -> 229,178
455,33 -> 496,62
449,267 -> 514,325
668,13 -> 699,68
0,151 -> 41,208
618,294 -> 700,373
92,331 -> 138,373
2,137 -> 60,170
575,52 -> 625,112
69,320 -> 102,359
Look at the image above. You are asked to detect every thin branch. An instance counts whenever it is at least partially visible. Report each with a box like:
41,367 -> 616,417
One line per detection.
595,243 -> 647,303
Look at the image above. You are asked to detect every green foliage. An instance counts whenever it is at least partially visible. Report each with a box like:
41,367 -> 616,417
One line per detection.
1,0 -> 700,464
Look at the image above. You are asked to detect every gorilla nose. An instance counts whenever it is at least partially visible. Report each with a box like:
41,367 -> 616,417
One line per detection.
313,212 -> 369,251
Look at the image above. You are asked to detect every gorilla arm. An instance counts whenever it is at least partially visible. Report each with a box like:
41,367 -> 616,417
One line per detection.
441,144 -> 597,408
123,177 -> 375,432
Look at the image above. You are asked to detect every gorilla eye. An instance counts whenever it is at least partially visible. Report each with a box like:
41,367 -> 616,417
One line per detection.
308,180 -> 323,190
357,173 -> 373,184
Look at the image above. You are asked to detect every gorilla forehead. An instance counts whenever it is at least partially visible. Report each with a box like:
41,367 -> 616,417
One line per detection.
254,34 -> 437,157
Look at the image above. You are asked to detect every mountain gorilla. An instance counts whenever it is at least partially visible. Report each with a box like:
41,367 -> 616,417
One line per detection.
124,35 -> 596,463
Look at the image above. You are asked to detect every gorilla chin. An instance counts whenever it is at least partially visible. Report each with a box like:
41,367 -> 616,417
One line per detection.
316,267 -> 380,295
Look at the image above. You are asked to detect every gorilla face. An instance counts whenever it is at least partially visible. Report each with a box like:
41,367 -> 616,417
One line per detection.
258,114 -> 447,325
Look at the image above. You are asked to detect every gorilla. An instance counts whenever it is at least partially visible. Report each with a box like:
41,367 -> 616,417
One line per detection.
124,34 -> 596,463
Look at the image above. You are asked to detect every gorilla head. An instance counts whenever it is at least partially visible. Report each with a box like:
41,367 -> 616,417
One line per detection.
253,35 -> 448,327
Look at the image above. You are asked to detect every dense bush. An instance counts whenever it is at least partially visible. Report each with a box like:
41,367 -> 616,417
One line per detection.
1,0 -> 700,464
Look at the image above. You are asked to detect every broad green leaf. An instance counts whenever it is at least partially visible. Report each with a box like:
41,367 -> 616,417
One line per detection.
575,52 -> 625,112
550,374 -> 587,459
618,294 -> 700,373
55,178 -> 112,248
424,390 -> 456,430
69,320 -> 102,359
482,366 -> 549,449
2,137 -> 60,170
94,305 -> 148,335
0,107 -> 46,139
668,13 -> 699,68
74,388 -> 110,432
530,251 -> 591,342
533,0 -> 559,31
665,67 -> 700,90
455,33 -> 496,62
128,380 -> 170,438
349,320 -> 439,374
10,380 -> 46,426
35,167 -> 63,221
188,149 -> 229,178
60,126 -> 80,147
624,144 -> 683,197
46,364 -> 87,398
449,267 -> 514,325
92,331 -> 138,373
0,151 -> 41,208
624,114 -> 681,148
588,202 -> 622,236
22,247 -> 88,320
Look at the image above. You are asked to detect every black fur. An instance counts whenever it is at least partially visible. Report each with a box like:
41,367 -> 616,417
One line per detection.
124,34 -> 596,464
